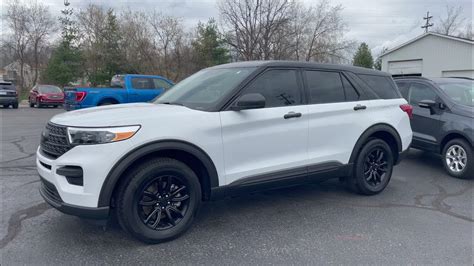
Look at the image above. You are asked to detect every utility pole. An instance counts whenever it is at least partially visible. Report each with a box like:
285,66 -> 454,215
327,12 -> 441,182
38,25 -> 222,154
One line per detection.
421,11 -> 433,33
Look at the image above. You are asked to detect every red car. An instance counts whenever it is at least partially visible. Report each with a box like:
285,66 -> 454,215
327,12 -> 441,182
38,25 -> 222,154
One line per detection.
29,85 -> 64,108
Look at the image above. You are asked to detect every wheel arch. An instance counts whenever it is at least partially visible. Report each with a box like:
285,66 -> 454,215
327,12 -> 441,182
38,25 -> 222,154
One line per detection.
98,140 -> 219,207
439,131 -> 473,154
349,123 -> 403,165
97,97 -> 120,105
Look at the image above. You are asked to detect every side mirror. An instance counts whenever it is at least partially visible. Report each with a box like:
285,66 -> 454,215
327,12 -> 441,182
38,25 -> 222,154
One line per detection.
231,93 -> 266,111
418,99 -> 438,115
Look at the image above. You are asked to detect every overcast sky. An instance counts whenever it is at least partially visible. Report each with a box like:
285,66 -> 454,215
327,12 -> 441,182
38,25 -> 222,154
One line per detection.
1,0 -> 473,56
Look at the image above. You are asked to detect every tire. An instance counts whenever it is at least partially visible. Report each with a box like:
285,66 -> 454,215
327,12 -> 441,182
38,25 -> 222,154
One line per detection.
53,105 -> 58,108
29,102 -> 34,108
346,139 -> 394,195
12,102 -> 18,109
98,100 -> 115,106
442,139 -> 473,179
116,158 -> 201,243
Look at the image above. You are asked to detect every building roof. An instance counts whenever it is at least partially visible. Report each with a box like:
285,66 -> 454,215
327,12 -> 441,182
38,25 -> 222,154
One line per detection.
381,32 -> 474,57
211,60 -> 388,76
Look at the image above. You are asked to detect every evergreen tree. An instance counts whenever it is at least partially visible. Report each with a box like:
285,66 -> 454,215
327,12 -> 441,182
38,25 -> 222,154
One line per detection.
43,1 -> 82,86
373,47 -> 388,71
353,42 -> 374,69
192,18 -> 230,68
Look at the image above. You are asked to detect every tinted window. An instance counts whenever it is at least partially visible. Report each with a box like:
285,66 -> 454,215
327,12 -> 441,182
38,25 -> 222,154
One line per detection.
131,78 -> 154,89
438,81 -> 473,107
358,74 -> 400,99
409,83 -> 437,105
395,81 -> 410,99
153,79 -> 172,90
242,70 -> 301,108
0,83 -> 15,91
306,71 -> 345,104
342,75 -> 359,101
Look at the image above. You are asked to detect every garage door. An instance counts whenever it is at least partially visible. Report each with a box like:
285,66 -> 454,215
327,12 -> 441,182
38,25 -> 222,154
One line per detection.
387,60 -> 423,75
442,70 -> 474,79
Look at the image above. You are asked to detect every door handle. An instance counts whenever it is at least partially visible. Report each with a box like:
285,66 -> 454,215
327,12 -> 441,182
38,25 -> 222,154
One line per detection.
353,104 -> 367,111
284,112 -> 302,119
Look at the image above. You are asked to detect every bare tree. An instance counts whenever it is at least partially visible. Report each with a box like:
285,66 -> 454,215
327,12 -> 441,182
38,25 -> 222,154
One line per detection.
218,0 -> 293,60
435,5 -> 466,35
148,12 -> 187,80
26,2 -> 55,85
4,1 -> 30,90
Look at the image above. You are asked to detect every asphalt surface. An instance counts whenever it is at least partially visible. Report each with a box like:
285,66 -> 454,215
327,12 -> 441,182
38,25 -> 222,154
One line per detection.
1,107 -> 473,265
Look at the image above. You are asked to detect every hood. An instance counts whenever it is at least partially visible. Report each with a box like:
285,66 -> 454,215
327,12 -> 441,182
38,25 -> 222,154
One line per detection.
50,103 -> 193,127
451,104 -> 474,118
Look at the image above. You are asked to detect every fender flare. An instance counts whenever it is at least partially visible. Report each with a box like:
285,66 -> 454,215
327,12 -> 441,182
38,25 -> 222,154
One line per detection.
97,140 -> 219,207
349,123 -> 403,164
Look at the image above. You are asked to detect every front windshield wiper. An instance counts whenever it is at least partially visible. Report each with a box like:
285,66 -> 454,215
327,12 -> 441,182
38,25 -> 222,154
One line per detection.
160,102 -> 185,106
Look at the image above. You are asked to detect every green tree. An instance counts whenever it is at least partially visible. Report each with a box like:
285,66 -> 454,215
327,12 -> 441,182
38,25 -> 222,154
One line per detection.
192,18 -> 230,68
353,42 -> 374,69
373,47 -> 388,71
43,1 -> 82,86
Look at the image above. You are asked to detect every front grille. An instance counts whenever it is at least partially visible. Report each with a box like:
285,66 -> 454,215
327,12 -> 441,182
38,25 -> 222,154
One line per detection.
40,123 -> 72,159
40,177 -> 63,203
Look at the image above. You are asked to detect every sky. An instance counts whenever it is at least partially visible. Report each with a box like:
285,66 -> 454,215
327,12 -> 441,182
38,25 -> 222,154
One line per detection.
1,0 -> 473,56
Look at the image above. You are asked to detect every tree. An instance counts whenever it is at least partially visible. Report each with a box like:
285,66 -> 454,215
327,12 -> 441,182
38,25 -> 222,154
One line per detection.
43,1 -> 82,86
435,5 -> 465,36
192,19 -> 230,68
373,47 -> 388,71
353,43 -> 373,69
26,2 -> 55,85
4,1 -> 30,91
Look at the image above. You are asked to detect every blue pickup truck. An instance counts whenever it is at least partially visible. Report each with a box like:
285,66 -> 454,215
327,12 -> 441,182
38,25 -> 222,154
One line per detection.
64,74 -> 173,110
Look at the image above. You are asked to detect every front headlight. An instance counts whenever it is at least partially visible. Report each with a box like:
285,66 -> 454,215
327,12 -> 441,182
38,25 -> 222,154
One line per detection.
67,125 -> 140,145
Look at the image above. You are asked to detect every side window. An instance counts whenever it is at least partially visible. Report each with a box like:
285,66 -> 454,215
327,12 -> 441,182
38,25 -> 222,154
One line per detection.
306,70 -> 345,104
242,69 -> 301,108
409,83 -> 438,105
131,78 -> 154,90
153,79 -> 172,90
358,74 -> 400,99
395,81 -> 410,100
341,74 -> 359,101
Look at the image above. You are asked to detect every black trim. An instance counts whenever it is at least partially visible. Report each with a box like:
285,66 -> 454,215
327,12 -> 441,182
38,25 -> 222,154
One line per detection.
349,124 -> 403,164
396,148 -> 410,165
211,162 -> 352,200
39,176 -> 109,219
97,140 -> 219,207
57,166 -> 84,186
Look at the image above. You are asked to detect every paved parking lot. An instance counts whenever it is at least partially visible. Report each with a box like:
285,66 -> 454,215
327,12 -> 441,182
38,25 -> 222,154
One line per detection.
1,107 -> 473,264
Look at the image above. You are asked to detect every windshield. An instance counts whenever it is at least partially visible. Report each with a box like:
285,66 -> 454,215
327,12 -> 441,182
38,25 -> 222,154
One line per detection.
154,67 -> 255,110
438,81 -> 474,107
38,85 -> 62,93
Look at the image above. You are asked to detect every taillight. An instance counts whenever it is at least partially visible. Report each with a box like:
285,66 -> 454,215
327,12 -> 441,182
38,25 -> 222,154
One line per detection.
400,104 -> 413,119
75,91 -> 87,102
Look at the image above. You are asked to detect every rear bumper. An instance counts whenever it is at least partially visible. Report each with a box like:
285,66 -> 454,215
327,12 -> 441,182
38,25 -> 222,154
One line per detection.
0,97 -> 18,105
64,103 -> 88,111
39,175 -> 109,219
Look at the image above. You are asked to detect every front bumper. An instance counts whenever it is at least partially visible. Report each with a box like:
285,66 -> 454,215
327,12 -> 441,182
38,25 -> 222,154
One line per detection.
36,138 -> 136,217
39,176 -> 109,219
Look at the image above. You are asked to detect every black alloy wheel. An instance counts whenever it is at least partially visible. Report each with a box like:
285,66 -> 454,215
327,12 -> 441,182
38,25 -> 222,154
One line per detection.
363,148 -> 389,187
137,175 -> 190,230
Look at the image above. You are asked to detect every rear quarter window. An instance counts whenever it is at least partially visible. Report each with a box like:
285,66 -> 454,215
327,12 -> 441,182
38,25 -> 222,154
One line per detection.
358,74 -> 401,99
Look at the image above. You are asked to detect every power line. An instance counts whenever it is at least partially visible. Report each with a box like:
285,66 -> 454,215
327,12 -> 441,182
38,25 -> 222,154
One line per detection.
421,11 -> 433,33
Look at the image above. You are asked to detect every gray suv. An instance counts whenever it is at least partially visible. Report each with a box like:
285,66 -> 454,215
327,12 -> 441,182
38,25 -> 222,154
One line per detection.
395,77 -> 473,179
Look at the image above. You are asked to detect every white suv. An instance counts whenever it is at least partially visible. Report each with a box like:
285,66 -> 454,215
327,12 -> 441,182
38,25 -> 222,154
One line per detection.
37,61 -> 413,243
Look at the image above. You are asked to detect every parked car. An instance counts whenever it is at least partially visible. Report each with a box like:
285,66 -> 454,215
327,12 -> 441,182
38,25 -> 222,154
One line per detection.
29,85 -> 64,108
0,81 -> 18,109
64,74 -> 174,110
395,77 -> 473,179
37,61 -> 412,243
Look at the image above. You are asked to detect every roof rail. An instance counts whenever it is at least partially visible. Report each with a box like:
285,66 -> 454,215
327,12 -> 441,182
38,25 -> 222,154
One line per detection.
392,76 -> 429,80
446,76 -> 473,80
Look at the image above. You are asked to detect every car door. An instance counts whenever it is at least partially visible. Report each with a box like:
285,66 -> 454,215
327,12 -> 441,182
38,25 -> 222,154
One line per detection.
220,69 -> 309,185
305,70 -> 372,168
407,82 -> 443,151
128,77 -> 158,102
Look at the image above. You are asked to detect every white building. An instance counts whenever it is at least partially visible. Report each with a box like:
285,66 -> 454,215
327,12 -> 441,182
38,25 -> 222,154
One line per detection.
380,32 -> 474,78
